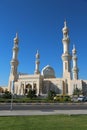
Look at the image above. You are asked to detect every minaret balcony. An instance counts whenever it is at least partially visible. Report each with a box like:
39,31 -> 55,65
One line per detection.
72,67 -> 79,72
62,37 -> 70,44
36,60 -> 40,64
13,46 -> 19,51
10,59 -> 19,66
72,56 -> 77,60
62,53 -> 72,61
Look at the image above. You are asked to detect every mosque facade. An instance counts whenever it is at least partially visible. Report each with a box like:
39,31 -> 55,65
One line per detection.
8,21 -> 87,96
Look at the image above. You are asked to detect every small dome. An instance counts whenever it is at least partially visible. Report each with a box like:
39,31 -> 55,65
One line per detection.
41,65 -> 55,78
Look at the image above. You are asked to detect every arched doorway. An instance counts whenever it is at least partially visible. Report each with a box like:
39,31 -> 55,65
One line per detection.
25,84 -> 32,95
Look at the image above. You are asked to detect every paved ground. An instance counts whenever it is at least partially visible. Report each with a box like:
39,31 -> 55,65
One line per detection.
1,102 -> 87,110
0,110 -> 87,116
0,103 -> 87,116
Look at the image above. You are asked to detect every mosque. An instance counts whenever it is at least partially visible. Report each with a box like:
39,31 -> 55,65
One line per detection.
8,21 -> 87,96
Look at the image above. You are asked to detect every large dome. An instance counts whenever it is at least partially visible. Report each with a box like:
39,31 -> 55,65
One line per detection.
41,65 -> 55,78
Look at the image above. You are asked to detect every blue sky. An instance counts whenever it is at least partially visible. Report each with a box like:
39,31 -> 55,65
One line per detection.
0,0 -> 87,86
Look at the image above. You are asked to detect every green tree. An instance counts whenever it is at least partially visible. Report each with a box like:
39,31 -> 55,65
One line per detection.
3,89 -> 12,99
73,87 -> 82,96
27,89 -> 36,99
48,90 -> 56,100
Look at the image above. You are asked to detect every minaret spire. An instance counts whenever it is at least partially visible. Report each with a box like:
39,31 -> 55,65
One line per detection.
61,21 -> 72,79
72,44 -> 79,80
16,32 -> 18,37
64,20 -> 67,27
73,44 -> 75,49
34,50 -> 40,74
8,33 -> 19,92
14,32 -> 19,44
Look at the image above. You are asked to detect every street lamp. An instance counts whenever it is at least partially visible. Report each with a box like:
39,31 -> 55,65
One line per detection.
10,80 -> 14,110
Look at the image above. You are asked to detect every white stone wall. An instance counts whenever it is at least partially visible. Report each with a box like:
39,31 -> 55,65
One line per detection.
42,78 -> 64,94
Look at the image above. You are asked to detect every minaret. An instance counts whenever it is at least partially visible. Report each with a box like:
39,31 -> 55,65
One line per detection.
61,21 -> 72,79
72,45 -> 79,80
8,33 -> 19,91
34,50 -> 40,74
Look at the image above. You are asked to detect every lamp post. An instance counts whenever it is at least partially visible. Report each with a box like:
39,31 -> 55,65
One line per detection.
10,80 -> 14,111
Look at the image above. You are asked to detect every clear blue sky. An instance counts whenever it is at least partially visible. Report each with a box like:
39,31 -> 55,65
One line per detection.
0,0 -> 87,86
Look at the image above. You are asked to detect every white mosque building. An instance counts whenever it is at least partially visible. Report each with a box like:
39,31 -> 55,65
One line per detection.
8,21 -> 87,96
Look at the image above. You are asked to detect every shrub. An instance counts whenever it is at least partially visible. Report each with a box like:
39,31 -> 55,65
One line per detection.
54,95 -> 71,102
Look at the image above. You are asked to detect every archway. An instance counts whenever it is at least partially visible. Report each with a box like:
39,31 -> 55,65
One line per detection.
25,84 -> 32,95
